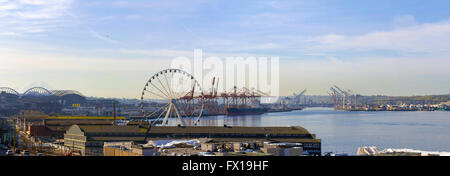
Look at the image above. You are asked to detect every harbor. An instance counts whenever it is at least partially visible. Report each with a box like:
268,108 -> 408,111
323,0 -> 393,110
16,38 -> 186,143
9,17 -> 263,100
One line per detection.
0,70 -> 323,156
2,107 -> 449,156
1,1 -> 450,175
1,69 -> 449,156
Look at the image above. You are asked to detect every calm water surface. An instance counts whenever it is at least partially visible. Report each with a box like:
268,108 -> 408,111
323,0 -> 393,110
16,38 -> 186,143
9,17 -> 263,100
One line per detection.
172,107 -> 450,154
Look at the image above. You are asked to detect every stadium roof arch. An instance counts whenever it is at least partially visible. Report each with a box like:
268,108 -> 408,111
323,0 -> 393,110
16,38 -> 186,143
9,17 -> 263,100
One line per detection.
51,90 -> 85,98
0,87 -> 20,96
22,87 -> 53,97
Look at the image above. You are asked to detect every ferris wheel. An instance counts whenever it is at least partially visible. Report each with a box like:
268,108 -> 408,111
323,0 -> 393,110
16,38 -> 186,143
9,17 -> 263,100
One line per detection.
140,69 -> 204,126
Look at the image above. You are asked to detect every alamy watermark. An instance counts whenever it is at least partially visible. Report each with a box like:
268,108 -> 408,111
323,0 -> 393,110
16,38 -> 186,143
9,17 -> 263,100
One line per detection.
170,49 -> 279,103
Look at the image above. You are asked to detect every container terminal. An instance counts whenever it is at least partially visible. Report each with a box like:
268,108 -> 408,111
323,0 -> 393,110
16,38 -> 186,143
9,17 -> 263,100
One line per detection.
328,85 -> 449,111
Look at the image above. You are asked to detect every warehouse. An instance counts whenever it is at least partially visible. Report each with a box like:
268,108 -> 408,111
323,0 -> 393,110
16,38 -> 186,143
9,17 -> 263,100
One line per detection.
63,125 -> 146,155
63,124 -> 321,156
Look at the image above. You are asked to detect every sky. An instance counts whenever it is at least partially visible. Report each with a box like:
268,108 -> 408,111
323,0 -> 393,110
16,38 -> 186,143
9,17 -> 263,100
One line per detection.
1,0 -> 450,98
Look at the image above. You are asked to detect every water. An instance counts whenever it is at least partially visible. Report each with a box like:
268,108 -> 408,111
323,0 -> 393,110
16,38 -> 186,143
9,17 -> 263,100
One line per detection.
170,107 -> 450,155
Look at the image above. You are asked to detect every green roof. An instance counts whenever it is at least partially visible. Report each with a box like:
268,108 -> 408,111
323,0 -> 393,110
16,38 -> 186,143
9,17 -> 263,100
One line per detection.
148,126 -> 311,135
65,125 -> 320,143
77,125 -> 145,133
74,125 -> 312,135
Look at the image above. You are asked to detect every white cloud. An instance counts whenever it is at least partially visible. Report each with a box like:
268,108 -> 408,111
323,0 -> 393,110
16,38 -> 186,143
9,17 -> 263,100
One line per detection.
0,47 -> 169,72
1,43 -> 449,97
308,19 -> 450,54
118,49 -> 195,58
0,47 -> 171,97
88,29 -> 119,44
116,48 -> 269,59
311,34 -> 345,44
393,15 -> 418,27
244,43 -> 281,50
279,55 -> 450,96
0,0 -> 74,35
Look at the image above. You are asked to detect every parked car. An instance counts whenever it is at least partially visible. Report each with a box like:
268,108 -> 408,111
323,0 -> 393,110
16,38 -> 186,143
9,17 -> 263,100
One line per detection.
244,149 -> 255,153
199,152 -> 216,156
0,144 -> 8,150
5,150 -> 14,156
36,153 -> 43,156
22,150 -> 30,156
14,149 -> 21,154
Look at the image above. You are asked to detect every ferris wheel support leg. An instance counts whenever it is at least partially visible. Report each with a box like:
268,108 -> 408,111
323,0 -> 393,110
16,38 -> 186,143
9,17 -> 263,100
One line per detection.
172,104 -> 185,127
162,103 -> 172,126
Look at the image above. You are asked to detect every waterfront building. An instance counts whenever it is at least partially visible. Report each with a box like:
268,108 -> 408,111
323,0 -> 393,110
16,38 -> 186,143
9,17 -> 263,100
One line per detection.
63,124 -> 321,156
103,141 -> 160,156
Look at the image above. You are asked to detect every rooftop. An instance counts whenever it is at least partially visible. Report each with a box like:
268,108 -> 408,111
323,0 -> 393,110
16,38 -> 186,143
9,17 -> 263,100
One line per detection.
64,125 -> 320,144
77,125 -> 145,133
74,125 -> 312,135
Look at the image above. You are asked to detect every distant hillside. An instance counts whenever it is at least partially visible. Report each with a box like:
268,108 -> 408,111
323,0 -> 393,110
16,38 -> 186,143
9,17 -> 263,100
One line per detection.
358,94 -> 450,105
302,94 -> 450,106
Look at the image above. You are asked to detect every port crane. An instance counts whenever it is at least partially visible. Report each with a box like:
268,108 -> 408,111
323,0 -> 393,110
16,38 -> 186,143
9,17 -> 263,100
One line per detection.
333,85 -> 348,109
277,89 -> 307,107
346,89 -> 358,109
293,89 -> 307,105
330,85 -> 359,110
329,87 -> 340,110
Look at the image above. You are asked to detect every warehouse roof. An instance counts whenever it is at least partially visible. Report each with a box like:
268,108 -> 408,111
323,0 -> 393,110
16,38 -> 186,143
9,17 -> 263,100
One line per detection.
45,119 -> 145,126
20,116 -> 127,120
75,125 -> 146,134
70,125 -> 312,135
148,126 -> 311,135
65,125 -> 320,144
88,137 -> 146,142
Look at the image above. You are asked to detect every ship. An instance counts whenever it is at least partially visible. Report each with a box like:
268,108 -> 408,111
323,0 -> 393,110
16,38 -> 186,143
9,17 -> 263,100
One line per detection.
225,106 -> 270,116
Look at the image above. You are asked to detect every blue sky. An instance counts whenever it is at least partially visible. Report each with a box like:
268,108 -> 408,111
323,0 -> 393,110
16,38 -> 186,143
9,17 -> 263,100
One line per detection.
1,0 -> 450,98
